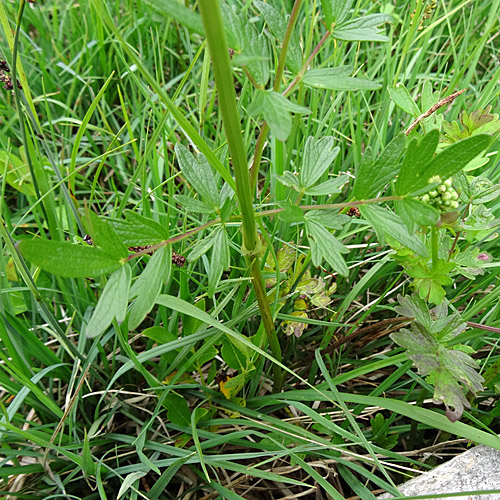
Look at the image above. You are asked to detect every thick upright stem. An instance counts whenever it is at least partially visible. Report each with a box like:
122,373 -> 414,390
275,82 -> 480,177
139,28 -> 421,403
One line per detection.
199,0 -> 282,389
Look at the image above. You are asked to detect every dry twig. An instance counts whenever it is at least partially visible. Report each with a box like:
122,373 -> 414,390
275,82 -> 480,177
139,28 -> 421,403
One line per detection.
405,88 -> 466,135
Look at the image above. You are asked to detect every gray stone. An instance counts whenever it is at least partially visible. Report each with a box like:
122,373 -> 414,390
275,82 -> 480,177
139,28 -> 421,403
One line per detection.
379,445 -> 500,499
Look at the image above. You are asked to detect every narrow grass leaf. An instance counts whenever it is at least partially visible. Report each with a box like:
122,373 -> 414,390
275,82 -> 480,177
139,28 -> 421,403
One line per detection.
275,391 -> 500,450
69,72 -> 114,191
153,295 -> 300,385
0,422 -> 82,467
337,464 -> 377,499
205,459 -> 309,487
92,1 -> 236,191
0,2 -> 39,120
303,67 -> 381,91
209,482 -> 246,500
17,239 -> 123,278
0,363 -> 66,429
117,472 -> 147,499
147,457 -> 191,499
191,407 -> 210,482
86,265 -> 132,338
335,457 -> 400,496
0,318 -> 30,378
291,455 -> 346,499
82,429 -> 96,477
142,327 -> 180,365
129,246 -> 171,330
315,351 -> 397,488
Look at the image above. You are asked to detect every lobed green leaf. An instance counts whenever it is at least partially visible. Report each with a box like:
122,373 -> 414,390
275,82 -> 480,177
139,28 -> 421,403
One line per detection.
300,136 -> 340,188
109,211 -> 167,247
395,129 -> 440,196
248,91 -> 309,142
332,13 -> 392,42
388,84 -> 421,117
353,134 -> 405,199
303,67 -> 381,91
86,265 -> 132,338
175,144 -> 220,208
360,205 -> 428,257
17,239 -> 123,278
303,176 -> 349,196
306,220 -> 348,277
208,227 -> 230,297
129,246 -> 171,330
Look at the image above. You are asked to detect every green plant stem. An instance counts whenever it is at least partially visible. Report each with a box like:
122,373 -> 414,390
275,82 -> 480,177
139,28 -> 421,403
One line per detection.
283,30 -> 331,96
250,123 -> 269,192
250,25 -> 331,192
125,195 -> 404,262
199,0 -> 282,390
251,0 -> 304,192
273,0 -> 303,92
431,226 -> 439,270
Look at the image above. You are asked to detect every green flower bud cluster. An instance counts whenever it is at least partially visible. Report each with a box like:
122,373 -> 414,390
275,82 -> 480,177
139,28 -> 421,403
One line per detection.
420,176 -> 459,210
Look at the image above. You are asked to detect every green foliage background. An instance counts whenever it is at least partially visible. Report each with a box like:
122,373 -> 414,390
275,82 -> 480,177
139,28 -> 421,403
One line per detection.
0,0 -> 500,498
